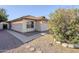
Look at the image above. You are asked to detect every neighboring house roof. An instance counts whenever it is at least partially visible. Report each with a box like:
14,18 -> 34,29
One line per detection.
9,15 -> 48,22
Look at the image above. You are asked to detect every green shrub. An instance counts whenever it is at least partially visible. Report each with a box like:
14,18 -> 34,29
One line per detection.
49,8 -> 79,44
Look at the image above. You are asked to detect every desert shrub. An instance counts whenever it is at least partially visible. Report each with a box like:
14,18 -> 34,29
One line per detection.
49,8 -> 79,44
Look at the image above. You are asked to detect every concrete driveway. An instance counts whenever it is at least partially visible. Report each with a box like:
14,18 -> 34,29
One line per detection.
0,30 -> 23,52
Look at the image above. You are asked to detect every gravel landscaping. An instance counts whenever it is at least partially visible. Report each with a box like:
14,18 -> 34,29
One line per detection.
4,34 -> 79,53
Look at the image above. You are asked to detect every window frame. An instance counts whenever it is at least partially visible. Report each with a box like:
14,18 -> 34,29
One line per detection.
27,21 -> 34,28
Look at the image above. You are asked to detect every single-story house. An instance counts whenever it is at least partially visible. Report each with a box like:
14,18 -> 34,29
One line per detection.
8,15 -> 49,32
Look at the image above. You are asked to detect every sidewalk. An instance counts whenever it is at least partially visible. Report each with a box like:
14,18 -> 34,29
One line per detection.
7,30 -> 44,43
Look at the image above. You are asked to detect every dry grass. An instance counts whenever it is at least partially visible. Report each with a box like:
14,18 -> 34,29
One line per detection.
5,34 -> 79,53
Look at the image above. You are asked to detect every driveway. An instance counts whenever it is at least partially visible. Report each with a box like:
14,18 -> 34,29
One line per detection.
7,30 -> 48,43
23,31 -> 48,36
0,30 -> 23,52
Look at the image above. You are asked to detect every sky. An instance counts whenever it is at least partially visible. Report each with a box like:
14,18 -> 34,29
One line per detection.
0,5 -> 79,20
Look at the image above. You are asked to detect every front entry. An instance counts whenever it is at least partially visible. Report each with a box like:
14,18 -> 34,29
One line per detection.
3,24 -> 7,30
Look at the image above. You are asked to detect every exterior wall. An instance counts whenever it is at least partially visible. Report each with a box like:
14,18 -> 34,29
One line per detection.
24,20 -> 35,32
35,21 -> 48,31
22,20 -> 27,32
40,22 -> 48,31
35,21 -> 41,31
11,19 -> 35,32
11,20 -> 24,32
10,19 -> 48,32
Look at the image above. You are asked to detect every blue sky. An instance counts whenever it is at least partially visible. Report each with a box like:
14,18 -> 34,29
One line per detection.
0,5 -> 79,20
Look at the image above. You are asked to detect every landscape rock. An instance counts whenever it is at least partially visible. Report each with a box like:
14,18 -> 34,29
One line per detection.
74,44 -> 79,48
40,33 -> 46,35
53,38 -> 56,42
26,45 -> 31,49
62,43 -> 68,47
56,41 -> 61,44
49,42 -> 53,46
68,44 -> 74,48
29,47 -> 35,52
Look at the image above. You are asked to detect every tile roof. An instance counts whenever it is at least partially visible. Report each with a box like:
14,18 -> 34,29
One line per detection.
9,15 -> 48,22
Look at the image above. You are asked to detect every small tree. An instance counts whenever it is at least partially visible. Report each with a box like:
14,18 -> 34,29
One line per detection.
0,8 -> 8,22
49,8 -> 79,44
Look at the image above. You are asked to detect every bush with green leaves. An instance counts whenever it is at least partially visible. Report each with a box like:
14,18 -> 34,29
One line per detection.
49,8 -> 79,44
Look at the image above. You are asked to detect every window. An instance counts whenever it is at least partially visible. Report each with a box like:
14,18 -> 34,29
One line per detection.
27,21 -> 34,28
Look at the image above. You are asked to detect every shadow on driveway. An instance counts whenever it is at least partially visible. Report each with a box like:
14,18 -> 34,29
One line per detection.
0,30 -> 23,52
23,31 -> 49,37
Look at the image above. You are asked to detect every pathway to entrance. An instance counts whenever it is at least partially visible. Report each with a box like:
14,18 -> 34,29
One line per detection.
0,30 -> 23,52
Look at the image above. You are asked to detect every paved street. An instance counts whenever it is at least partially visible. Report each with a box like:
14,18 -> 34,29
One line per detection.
0,30 -> 23,52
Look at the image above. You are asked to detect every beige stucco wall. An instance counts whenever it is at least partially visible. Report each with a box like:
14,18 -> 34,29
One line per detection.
11,19 -> 35,32
23,20 -> 48,32
11,19 -> 48,32
35,21 -> 41,31
23,19 -> 35,32
40,21 -> 48,31
35,21 -> 48,31
11,20 -> 25,32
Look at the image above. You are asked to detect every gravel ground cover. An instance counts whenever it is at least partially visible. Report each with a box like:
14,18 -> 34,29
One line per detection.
5,34 -> 79,53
